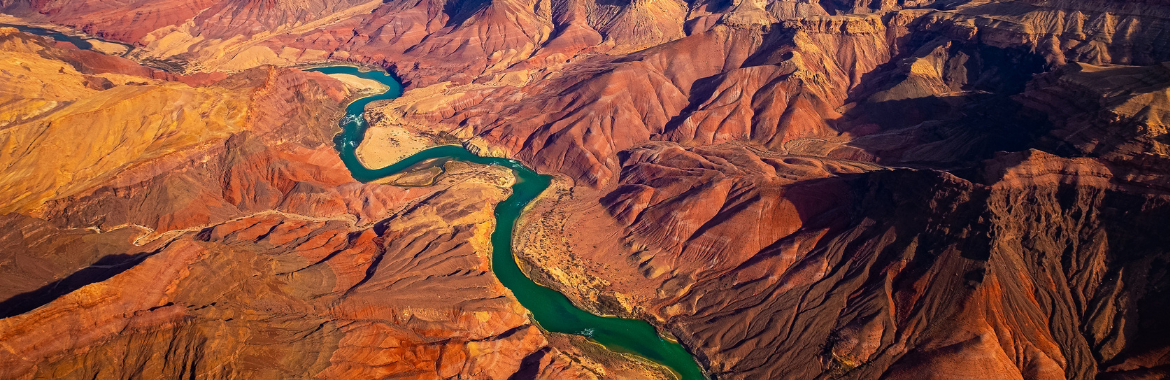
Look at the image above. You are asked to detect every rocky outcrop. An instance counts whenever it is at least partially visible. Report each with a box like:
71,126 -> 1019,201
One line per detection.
923,0 -> 1170,66
358,18 -> 898,188
0,0 -> 691,85
0,30 -> 660,379
0,0 -> 220,42
517,142 -> 1170,379
5,0 -> 1170,379
317,9 -> 1170,377
0,28 -> 250,214
4,0 -> 1170,88
1020,62 -> 1170,162
0,167 -> 629,379
497,7 -> 1170,378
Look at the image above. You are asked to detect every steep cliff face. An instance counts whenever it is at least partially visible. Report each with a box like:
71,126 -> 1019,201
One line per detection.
493,3 -> 1170,379
0,0 -> 690,84
4,0 -> 1170,379
317,6 -> 1170,376
518,146 -> 1170,379
1021,62 -> 1170,162
0,0 -> 1164,78
4,0 -> 1167,88
357,18 -> 898,188
351,0 -> 1161,186
0,31 -> 662,379
926,0 -> 1170,66
336,0 -> 1170,180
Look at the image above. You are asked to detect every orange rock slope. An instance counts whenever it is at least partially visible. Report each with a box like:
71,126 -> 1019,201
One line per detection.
2,0 -> 1170,379
0,29 -> 663,379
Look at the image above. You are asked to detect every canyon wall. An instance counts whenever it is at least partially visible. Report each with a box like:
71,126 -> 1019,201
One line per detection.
2,0 -> 1170,379
0,29 -> 663,379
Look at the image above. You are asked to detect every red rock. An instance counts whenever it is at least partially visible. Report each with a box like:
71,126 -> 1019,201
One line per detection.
0,31 -> 664,379
4,1 -> 1170,379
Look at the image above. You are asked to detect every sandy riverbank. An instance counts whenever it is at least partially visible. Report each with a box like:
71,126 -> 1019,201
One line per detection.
325,73 -> 389,97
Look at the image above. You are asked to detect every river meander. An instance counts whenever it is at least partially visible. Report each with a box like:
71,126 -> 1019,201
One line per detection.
4,21 -> 707,380
309,66 -> 707,380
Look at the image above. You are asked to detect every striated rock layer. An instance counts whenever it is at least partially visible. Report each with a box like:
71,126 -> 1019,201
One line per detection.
338,2 -> 1170,379
520,143 -> 1170,379
0,30 -> 664,380
3,0 -> 1170,379
498,20 -> 1170,380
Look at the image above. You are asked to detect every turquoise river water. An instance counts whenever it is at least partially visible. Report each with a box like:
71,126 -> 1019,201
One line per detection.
308,66 -> 706,380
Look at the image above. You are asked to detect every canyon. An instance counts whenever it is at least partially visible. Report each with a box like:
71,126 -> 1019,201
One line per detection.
1,0 -> 1169,379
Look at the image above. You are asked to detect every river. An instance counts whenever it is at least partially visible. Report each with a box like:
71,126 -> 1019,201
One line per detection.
0,23 -> 707,376
1,23 -> 93,49
309,66 -> 707,380
1,23 -> 136,55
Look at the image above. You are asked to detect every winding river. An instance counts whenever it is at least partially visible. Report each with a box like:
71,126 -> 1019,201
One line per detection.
5,22 -> 706,379
309,66 -> 706,380
1,23 -> 94,50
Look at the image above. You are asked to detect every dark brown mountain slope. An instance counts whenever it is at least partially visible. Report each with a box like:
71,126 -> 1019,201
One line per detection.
508,54 -> 1170,380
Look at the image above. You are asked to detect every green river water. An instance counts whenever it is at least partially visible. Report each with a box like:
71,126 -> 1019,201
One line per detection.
309,66 -> 706,380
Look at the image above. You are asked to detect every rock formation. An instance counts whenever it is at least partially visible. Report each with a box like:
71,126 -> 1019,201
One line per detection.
0,29 -> 663,379
2,0 -> 1170,379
